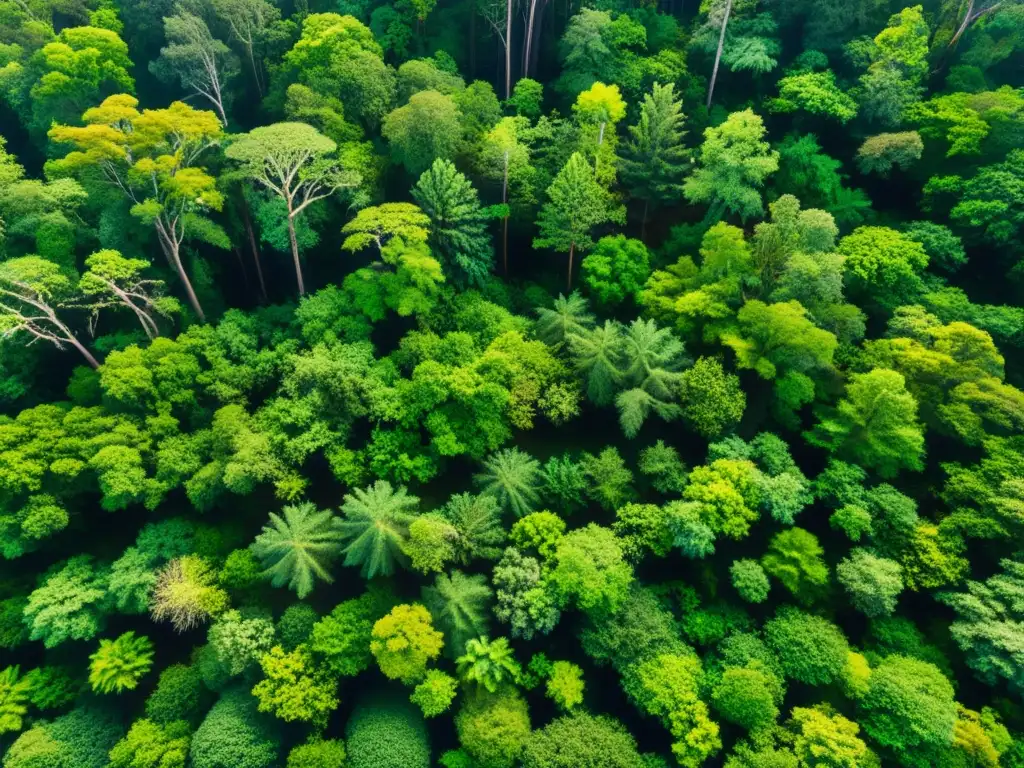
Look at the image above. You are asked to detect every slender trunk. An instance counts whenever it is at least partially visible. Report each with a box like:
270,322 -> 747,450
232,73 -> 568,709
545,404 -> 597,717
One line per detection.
68,335 -> 101,369
567,241 -> 574,292
502,150 -> 510,275
247,45 -> 264,98
112,284 -> 158,339
706,0 -> 732,111
523,0 -> 537,76
528,0 -> 549,75
233,246 -> 251,293
241,198 -> 267,300
286,210 -> 306,296
504,0 -> 513,98
155,219 -> 206,323
949,1 -> 1000,48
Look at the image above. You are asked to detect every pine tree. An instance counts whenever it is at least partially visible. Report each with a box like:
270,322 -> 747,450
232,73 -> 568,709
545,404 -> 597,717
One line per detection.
569,320 -> 626,406
251,502 -> 345,599
619,82 -> 688,240
422,570 -> 493,656
535,291 -> 595,347
411,159 -> 495,287
534,153 -> 625,292
339,481 -> 421,578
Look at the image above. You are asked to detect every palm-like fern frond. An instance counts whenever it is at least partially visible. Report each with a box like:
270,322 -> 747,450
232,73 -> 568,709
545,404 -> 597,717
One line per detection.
422,570 -> 493,657
339,481 -> 420,579
442,492 -> 506,563
569,320 -> 626,406
621,318 -> 690,400
616,388 -> 684,438
456,635 -> 521,693
252,502 -> 345,599
474,448 -> 542,518
535,291 -> 595,347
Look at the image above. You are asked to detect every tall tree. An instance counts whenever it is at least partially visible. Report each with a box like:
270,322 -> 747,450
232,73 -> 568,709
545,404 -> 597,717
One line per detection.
534,153 -> 625,291
48,95 -> 226,322
209,0 -> 280,97
251,503 -> 345,599
619,83 -> 688,241
151,10 -> 239,127
422,570 -> 493,656
411,159 -> 494,287
338,481 -> 420,579
77,250 -> 179,340
683,109 -> 780,224
226,122 -> 360,295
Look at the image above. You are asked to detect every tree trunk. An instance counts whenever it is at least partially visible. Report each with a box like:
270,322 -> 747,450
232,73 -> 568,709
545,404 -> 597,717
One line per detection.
241,198 -> 267,300
567,242 -> 575,292
504,0 -> 513,98
168,241 -> 207,323
247,44 -> 263,97
706,0 -> 732,111
69,336 -> 101,369
287,212 -> 306,296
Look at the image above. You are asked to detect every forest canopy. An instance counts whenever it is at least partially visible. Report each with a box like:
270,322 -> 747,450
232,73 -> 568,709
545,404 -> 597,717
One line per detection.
0,0 -> 1023,766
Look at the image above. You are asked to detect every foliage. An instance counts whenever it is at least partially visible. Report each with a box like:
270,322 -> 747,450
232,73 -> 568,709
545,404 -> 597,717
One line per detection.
521,712 -> 647,768
422,570 -> 492,656
346,693 -> 430,768
371,603 -> 444,684
251,502 -> 343,598
338,481 -> 420,578
89,632 -> 154,694
251,645 -> 337,726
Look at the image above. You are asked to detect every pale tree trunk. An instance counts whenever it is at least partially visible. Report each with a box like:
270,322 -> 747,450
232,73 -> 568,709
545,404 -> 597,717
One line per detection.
504,0 -> 513,98
68,335 -> 101,368
286,211 -> 306,296
523,0 -> 538,76
567,241 -> 575,292
706,0 -> 732,111
155,217 -> 207,323
949,0 -> 1001,48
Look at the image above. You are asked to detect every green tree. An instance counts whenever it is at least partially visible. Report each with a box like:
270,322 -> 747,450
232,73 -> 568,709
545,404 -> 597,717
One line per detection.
570,321 -> 626,406
764,608 -> 849,686
48,95 -> 226,322
789,705 -> 876,768
546,661 -> 585,710
151,10 -> 239,126
581,235 -> 650,308
837,549 -> 904,617
492,547 -> 561,640
383,90 -> 462,175
346,692 -> 430,768
455,689 -> 531,768
581,447 -> 635,510
286,739 -> 347,768
549,523 -> 633,615
422,570 -> 493,656
807,369 -> 925,479
457,635 -> 522,693
251,645 -> 337,726
226,123 -> 360,295
856,5 -> 929,128
208,609 -> 276,678
637,440 -> 688,495
89,632 -> 154,694
0,666 -> 31,736
308,594 -> 379,678
24,555 -> 109,648
411,158 -> 494,286
857,132 -> 924,174
684,109 -> 780,223
770,70 -> 858,123
338,481 -> 420,578
150,556 -> 229,633
78,249 -> 179,340
146,665 -> 212,726
209,0 -> 281,99
442,493 -> 507,564
521,712 -> 647,768
0,256 -> 100,368
370,603 -> 444,684
731,559 -> 770,603
474,448 -> 542,518
534,152 -> 626,292
678,356 -> 746,438
762,528 -> 830,605
108,719 -> 191,768
251,502 -> 344,599
535,292 -> 595,348
619,82 -> 688,239
410,669 -> 458,717
341,202 -> 431,254
837,226 -> 929,312
712,663 -> 781,730
190,687 -> 281,768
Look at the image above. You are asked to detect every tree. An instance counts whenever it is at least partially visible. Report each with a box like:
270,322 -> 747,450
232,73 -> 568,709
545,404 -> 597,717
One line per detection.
24,556 -> 109,648
838,226 -> 929,312
789,705 -> 876,768
78,250 -> 179,340
570,321 -> 626,406
764,608 -> 849,686
684,109 -> 780,223
638,440 -> 688,495
338,481 -> 420,578
492,547 -> 561,640
190,688 -> 281,768
837,549 -> 904,618
441,493 -> 507,564
410,669 -> 458,717
88,632 -> 154,694
549,523 -> 633,616
521,712 -> 647,768
383,90 -> 462,175
309,594 -> 379,677
535,292 -> 595,347
422,570 -> 492,656
858,656 -> 957,764
457,636 -> 521,692
546,661 -> 584,710
150,556 -> 229,633
151,10 -> 239,126
411,159 -> 494,286
856,5 -> 929,128
251,502 -> 344,599
251,645 -> 338,726
534,152 -> 625,292
346,692 -> 430,768
731,559 -> 770,603
227,123 -> 360,295
146,665 -> 212,726
678,357 -> 746,438
940,558 -> 1024,696
108,719 -> 191,768
857,132 -> 924,174
455,689 -> 532,768
770,70 -> 858,123
762,528 -> 830,605
209,0 -> 280,98
712,663 -> 781,730
474,448 -> 542,517
580,235 -> 650,308
48,95 -> 226,322
581,447 -> 635,510
619,82 -> 688,239
370,603 -> 444,684
0,257 -> 100,368
208,609 -> 276,678
807,369 -> 925,479
0,666 -> 31,736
